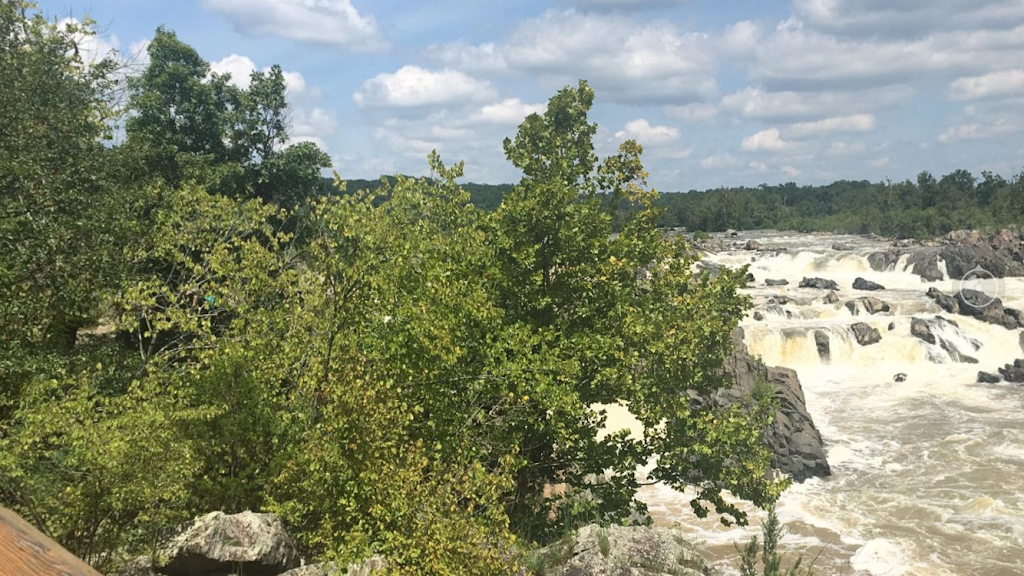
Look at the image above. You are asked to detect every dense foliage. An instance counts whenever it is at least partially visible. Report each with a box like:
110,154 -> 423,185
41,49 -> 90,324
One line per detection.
655,170 -> 1024,238
0,4 -> 782,574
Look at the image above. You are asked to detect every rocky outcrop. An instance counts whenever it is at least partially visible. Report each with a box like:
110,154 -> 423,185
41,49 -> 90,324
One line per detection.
869,228 -> 1024,282
765,278 -> 789,286
851,323 -> 881,346
832,242 -> 853,251
845,297 -> 890,316
528,524 -> 707,576
977,371 -> 1001,384
800,277 -> 840,290
909,316 -> 980,364
853,277 -> 885,291
910,318 -> 936,345
999,359 -> 1024,383
926,287 -> 1024,330
867,251 -> 898,273
814,330 -> 830,362
719,329 -> 831,481
823,291 -> 840,305
155,512 -> 300,576
745,240 -> 765,251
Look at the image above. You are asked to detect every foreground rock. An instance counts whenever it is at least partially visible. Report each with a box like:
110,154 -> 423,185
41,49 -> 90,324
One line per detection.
765,278 -> 789,286
851,323 -> 881,346
744,239 -> 765,251
823,291 -> 840,304
832,242 -> 853,251
852,277 -> 885,291
845,297 -> 890,316
800,277 -> 840,290
814,330 -> 830,362
910,316 -> 980,364
926,287 -> 1024,330
978,371 -> 1002,384
999,359 -> 1024,383
279,557 -> 386,576
155,512 -> 300,576
719,329 -> 831,481
528,524 -> 707,576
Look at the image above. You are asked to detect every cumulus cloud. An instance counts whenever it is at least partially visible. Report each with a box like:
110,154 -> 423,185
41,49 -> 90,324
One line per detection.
210,54 -> 307,93
793,0 -> 1024,38
741,128 -> 789,152
950,69 -> 1024,100
781,165 -> 801,178
721,86 -> 912,121
700,154 -> 739,169
353,66 -> 496,108
786,113 -> 875,138
614,119 -> 680,145
58,18 -> 119,66
202,0 -> 382,49
938,117 -> 1023,143
471,99 -> 546,125
423,42 -> 507,72
664,103 -> 718,122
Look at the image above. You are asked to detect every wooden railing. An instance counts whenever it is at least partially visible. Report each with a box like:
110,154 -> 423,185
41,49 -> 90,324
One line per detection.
0,507 -> 104,576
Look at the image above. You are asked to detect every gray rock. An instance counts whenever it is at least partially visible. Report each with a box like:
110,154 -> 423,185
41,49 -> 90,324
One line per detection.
832,242 -> 853,251
753,311 -> 765,321
155,512 -> 300,576
911,318 -> 937,345
1020,332 -> 1024,355
823,291 -> 840,305
888,322 -> 896,331
745,240 -> 765,251
118,557 -> 157,576
767,296 -> 792,305
529,524 -> 707,576
800,277 -> 840,291
999,359 -> 1024,383
908,251 -> 944,282
765,278 -> 789,286
279,557 -> 385,576
894,373 -> 907,382
853,277 -> 885,291
851,322 -> 881,346
727,229 -> 738,237
814,330 -> 830,362
978,371 -> 1002,384
867,251 -> 898,272
718,329 -> 830,481
845,297 -> 890,316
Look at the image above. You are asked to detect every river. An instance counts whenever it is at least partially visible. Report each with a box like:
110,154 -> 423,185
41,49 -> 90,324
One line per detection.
632,231 -> 1024,576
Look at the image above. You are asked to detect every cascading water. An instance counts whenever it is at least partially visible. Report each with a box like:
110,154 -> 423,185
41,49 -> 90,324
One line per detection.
635,231 -> 1024,576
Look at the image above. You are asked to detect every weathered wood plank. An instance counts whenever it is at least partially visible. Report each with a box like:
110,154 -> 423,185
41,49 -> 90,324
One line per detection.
0,507 -> 104,576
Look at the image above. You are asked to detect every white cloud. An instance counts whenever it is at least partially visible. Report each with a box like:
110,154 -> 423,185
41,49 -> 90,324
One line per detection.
794,0 -> 1024,38
211,54 -> 307,93
741,128 -> 789,152
950,69 -> 1024,100
824,142 -> 868,156
700,154 -> 739,169
664,103 -> 718,122
786,113 -> 875,138
868,157 -> 891,168
423,42 -> 507,72
203,0 -> 382,50
938,116 -> 1023,143
471,99 -> 545,125
58,18 -> 119,66
614,119 -> 680,145
353,66 -> 496,108
749,161 -> 769,172
781,165 -> 801,178
721,86 -> 912,121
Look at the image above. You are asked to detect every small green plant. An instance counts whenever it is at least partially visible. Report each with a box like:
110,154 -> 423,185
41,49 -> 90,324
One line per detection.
596,528 -> 611,557
737,505 -> 816,576
693,230 -> 711,240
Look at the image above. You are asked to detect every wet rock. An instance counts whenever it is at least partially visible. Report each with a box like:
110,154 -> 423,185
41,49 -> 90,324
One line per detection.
823,291 -> 840,305
727,229 -> 738,237
529,524 -> 707,576
845,297 -> 890,316
940,244 -> 1024,280
940,339 -> 978,364
851,322 -> 881,346
718,329 -> 831,481
888,322 -> 896,331
753,311 -> 765,321
845,300 -> 861,316
745,240 -> 765,251
765,278 -> 789,286
894,373 -> 907,382
999,359 -> 1024,383
853,277 -> 885,291
832,242 -> 854,251
800,277 -> 840,290
1019,332 -> 1024,355
978,371 -> 1002,383
155,511 -> 300,576
814,330 -> 830,362
768,296 -> 792,305
279,557 -> 385,576
926,287 -> 960,315
867,251 -> 898,272
746,271 -> 756,284
911,318 -> 936,345
908,251 -> 944,282
927,287 -> 1024,330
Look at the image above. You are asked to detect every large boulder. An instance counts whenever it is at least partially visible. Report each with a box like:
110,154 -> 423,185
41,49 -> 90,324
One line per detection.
850,323 -> 881,346
845,297 -> 890,316
745,240 -> 765,251
909,316 -> 980,364
927,287 -> 1024,330
799,277 -> 840,291
278,557 -> 386,576
765,278 -> 789,286
718,329 -> 831,481
978,371 -> 1002,384
832,242 -> 853,251
999,359 -> 1024,383
910,318 -> 936,345
867,251 -> 898,272
155,512 -> 300,576
907,251 -> 944,282
852,277 -> 885,291
814,330 -> 830,362
528,524 -> 707,576
823,291 -> 840,305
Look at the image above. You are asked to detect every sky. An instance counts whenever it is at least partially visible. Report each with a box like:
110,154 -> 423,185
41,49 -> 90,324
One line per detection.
39,0 -> 1024,191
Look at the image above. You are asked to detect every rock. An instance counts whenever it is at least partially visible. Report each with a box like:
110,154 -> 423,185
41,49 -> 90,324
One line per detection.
911,318 -> 936,345
727,229 -> 738,237
1020,332 -> 1024,355
956,289 -> 1022,330
800,277 -> 840,291
894,373 -> 907,382
845,300 -> 860,316
853,277 -> 885,291
888,322 -> 896,331
867,251 -> 898,272
940,244 -> 1024,280
908,251 -> 944,282
767,296 -> 792,305
814,330 -> 830,362
978,371 -> 1002,384
753,311 -> 765,321
718,329 -> 830,481
279,557 -> 386,576
926,287 -> 960,315
118,557 -> 157,576
999,359 -> 1024,383
745,240 -> 765,251
765,278 -> 789,286
530,524 -> 707,576
155,511 -> 300,576
851,322 -> 881,346
746,271 -> 756,284
846,297 -> 890,316
939,339 -> 978,364
823,291 -> 840,305
832,242 -> 853,251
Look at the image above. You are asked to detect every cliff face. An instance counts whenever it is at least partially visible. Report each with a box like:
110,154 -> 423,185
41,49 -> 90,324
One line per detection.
718,328 -> 832,482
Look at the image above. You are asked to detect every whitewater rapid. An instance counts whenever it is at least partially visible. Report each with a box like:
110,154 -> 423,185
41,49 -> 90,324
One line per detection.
640,231 -> 1024,576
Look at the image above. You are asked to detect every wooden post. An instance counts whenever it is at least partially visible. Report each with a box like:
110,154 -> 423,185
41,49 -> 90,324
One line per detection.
0,507 -> 104,576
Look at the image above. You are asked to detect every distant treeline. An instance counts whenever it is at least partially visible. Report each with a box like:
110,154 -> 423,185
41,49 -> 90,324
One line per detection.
335,169 -> 1024,239
326,177 -> 511,212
